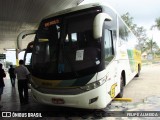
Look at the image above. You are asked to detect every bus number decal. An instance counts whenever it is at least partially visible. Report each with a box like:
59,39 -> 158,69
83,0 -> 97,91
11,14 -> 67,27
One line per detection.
109,83 -> 117,98
45,19 -> 60,27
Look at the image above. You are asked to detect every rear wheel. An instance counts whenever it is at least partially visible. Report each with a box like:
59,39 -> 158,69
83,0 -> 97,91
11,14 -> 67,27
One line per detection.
135,65 -> 140,77
116,75 -> 124,98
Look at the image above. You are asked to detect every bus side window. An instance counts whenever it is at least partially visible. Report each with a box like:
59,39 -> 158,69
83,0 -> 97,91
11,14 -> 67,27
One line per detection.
104,29 -> 114,63
119,18 -> 128,46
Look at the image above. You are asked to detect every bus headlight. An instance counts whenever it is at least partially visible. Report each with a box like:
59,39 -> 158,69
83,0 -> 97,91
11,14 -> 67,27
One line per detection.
80,78 -> 106,91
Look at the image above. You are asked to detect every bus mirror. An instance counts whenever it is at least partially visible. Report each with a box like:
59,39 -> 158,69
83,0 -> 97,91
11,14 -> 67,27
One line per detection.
17,30 -> 37,50
93,13 -> 112,39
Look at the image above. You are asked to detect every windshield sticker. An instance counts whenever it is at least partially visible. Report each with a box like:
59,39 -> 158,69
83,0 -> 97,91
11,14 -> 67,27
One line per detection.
76,50 -> 84,61
96,60 -> 100,65
45,19 -> 60,27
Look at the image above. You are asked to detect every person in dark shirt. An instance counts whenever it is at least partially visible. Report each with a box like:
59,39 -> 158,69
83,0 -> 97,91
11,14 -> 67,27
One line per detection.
8,65 -> 16,87
0,63 -> 6,108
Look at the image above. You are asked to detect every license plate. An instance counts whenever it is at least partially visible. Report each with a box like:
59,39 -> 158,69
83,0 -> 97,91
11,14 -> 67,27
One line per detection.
52,98 -> 65,104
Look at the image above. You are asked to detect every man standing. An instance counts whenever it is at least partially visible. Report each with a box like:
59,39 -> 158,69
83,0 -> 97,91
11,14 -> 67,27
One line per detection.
8,65 -> 16,87
0,63 -> 6,108
14,60 -> 30,105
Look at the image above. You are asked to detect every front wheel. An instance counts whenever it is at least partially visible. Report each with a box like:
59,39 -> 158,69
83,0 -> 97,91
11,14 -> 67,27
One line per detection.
116,75 -> 124,98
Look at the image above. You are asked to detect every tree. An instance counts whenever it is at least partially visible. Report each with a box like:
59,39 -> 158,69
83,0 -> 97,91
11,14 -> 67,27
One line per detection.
121,12 -> 137,32
6,61 -> 13,68
151,17 -> 160,30
121,12 -> 148,53
134,26 -> 148,52
143,38 -> 159,54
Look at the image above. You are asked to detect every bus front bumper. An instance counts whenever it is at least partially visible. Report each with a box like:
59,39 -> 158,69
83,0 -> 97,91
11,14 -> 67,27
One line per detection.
30,83 -> 111,109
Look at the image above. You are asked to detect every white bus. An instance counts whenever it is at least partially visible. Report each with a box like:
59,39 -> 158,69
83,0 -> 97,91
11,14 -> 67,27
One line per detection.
28,3 -> 141,109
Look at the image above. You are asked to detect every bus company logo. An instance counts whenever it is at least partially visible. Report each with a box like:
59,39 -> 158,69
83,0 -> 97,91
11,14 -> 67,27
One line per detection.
2,112 -> 11,117
1,112 -> 42,118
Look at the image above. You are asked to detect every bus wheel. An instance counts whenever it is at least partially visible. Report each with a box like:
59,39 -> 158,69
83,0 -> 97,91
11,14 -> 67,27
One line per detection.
135,65 -> 140,77
116,75 -> 124,98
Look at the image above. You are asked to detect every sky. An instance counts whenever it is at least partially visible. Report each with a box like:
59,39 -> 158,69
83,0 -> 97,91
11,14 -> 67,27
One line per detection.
82,0 -> 160,45
107,0 -> 160,28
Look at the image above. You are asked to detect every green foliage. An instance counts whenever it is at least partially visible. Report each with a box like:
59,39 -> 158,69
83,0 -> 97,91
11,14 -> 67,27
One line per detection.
5,61 -> 13,68
120,13 -> 160,56
121,12 -> 148,53
155,18 -> 160,30
121,12 -> 137,31
152,17 -> 160,30
143,38 -> 159,57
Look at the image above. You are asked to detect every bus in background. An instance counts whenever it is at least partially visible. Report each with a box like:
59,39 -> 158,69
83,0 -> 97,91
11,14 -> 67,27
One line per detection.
17,30 -> 36,70
23,3 -> 141,109
23,41 -> 33,72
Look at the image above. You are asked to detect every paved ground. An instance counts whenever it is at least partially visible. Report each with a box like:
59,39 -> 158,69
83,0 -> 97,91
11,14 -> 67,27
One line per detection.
0,63 -> 160,120
123,63 -> 160,103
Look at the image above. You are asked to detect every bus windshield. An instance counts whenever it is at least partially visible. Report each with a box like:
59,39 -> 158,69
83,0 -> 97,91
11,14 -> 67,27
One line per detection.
32,8 -> 103,79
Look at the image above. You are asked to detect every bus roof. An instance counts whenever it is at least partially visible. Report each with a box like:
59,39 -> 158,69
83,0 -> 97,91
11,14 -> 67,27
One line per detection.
43,3 -> 103,20
41,2 -> 131,36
